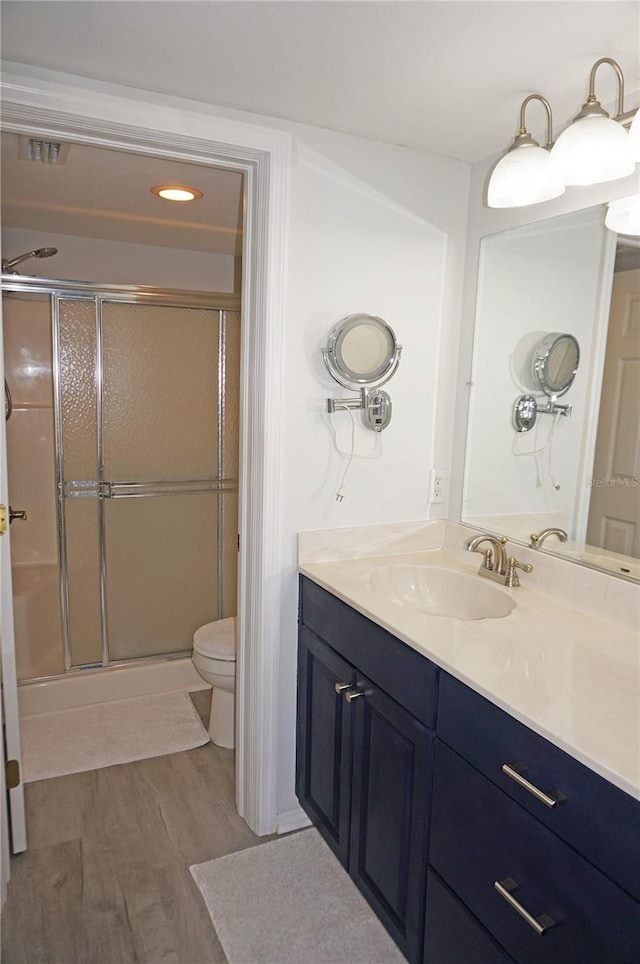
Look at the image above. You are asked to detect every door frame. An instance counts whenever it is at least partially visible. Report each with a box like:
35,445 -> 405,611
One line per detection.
0,68 -> 291,836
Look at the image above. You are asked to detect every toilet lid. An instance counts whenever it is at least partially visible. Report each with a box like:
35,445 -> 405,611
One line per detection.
193,617 -> 236,660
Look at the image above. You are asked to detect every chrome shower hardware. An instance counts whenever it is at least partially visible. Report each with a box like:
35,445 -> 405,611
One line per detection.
2,247 -> 58,274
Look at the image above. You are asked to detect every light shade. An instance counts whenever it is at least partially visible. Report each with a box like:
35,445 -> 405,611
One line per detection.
487,145 -> 565,208
629,111 -> 640,162
605,194 -> 640,236
550,116 -> 634,186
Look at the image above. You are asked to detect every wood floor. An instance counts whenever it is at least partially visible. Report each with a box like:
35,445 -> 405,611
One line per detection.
1,693 -> 268,964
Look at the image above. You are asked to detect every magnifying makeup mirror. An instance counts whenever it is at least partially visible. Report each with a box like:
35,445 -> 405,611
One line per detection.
323,314 -> 401,431
514,332 -> 580,432
531,332 -> 580,397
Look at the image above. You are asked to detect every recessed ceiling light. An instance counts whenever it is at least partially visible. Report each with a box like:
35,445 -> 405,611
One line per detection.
151,184 -> 203,202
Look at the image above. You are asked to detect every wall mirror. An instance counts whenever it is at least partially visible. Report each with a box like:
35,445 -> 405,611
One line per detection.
462,201 -> 640,582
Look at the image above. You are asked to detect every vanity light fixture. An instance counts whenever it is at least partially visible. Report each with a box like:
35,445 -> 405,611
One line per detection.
150,184 -> 203,202
629,109 -> 640,160
488,58 -> 638,209
550,58 -> 635,186
487,95 -> 565,208
605,193 -> 640,236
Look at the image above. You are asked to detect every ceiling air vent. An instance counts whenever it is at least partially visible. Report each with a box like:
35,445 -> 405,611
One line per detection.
17,136 -> 70,165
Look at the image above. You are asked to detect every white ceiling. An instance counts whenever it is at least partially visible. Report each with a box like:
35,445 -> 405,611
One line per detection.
1,1 -> 638,162
0,1 -> 638,253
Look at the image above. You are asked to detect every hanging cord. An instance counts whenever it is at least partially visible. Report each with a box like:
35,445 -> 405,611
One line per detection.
512,408 -> 562,490
328,407 -> 382,502
546,411 -> 562,491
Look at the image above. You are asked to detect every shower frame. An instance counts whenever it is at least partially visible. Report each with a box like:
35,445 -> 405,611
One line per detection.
2,274 -> 241,677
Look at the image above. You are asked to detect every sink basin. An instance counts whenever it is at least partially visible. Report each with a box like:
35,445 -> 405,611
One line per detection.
366,565 -> 516,621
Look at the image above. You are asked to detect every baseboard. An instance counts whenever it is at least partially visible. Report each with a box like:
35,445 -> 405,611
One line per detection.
275,806 -> 312,835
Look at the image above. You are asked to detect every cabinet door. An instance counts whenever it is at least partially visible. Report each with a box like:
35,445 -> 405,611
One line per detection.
350,676 -> 433,964
296,626 -> 355,866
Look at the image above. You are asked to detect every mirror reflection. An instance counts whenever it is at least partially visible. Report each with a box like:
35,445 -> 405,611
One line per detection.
532,333 -> 580,396
462,203 -> 640,581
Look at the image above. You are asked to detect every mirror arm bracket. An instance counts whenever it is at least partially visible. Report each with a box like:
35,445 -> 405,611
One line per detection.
513,394 -> 572,432
327,388 -> 392,432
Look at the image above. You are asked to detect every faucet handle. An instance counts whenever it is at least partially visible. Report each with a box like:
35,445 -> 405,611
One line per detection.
475,547 -> 494,570
505,556 -> 533,588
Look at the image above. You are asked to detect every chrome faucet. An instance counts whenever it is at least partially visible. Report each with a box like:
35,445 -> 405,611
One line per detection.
465,534 -> 508,576
529,527 -> 568,548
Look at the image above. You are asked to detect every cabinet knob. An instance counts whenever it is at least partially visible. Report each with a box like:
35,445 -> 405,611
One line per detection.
334,682 -> 351,695
344,689 -> 364,703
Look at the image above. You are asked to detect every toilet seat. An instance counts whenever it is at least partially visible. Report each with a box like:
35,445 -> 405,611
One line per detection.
193,616 -> 236,661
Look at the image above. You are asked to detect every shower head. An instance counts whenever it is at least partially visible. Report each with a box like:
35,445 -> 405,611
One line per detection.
2,247 -> 58,274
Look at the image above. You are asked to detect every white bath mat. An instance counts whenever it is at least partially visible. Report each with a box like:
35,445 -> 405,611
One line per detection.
21,689 -> 209,782
190,828 -> 405,964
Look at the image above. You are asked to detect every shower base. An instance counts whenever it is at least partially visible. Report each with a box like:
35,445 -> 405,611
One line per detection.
18,656 -> 209,717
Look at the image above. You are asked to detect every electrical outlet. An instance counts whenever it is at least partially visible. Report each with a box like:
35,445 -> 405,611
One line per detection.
429,469 -> 447,505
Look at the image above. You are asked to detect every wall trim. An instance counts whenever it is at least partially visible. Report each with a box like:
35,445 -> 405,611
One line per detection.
275,807 -> 312,836
0,67 -> 292,836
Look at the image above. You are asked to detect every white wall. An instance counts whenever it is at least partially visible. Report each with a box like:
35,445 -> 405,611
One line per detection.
0,64 -> 472,824
276,139 -> 467,816
1,226 -> 237,291
463,207 -> 609,524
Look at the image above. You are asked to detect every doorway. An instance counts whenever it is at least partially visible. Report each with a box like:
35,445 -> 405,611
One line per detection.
1,82 -> 290,838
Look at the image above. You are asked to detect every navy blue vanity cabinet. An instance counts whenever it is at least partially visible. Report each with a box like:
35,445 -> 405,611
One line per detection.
297,576 -> 438,964
430,672 -> 640,964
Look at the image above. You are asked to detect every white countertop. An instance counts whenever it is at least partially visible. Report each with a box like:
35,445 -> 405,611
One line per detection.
300,542 -> 640,800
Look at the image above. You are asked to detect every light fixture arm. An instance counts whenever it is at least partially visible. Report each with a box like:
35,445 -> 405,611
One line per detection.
514,94 -> 555,150
573,57 -> 627,122
587,57 -> 625,118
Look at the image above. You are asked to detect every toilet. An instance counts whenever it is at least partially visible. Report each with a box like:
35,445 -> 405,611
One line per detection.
192,616 -> 236,749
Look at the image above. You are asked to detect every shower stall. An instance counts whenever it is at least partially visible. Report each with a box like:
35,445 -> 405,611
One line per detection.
2,277 -> 240,689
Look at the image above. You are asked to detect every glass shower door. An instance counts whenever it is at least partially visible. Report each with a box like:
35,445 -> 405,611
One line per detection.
57,295 -> 239,669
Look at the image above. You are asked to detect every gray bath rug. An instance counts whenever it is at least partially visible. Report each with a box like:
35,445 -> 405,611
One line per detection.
190,828 -> 405,963
21,689 -> 209,782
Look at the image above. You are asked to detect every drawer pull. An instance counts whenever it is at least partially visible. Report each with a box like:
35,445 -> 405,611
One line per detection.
502,763 -> 565,809
494,878 -> 556,936
334,682 -> 351,694
344,689 -> 364,702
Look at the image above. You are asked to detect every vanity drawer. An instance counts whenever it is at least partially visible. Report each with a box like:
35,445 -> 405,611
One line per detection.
424,869 -> 514,964
299,576 -> 437,728
437,671 -> 640,901
430,740 -> 640,964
